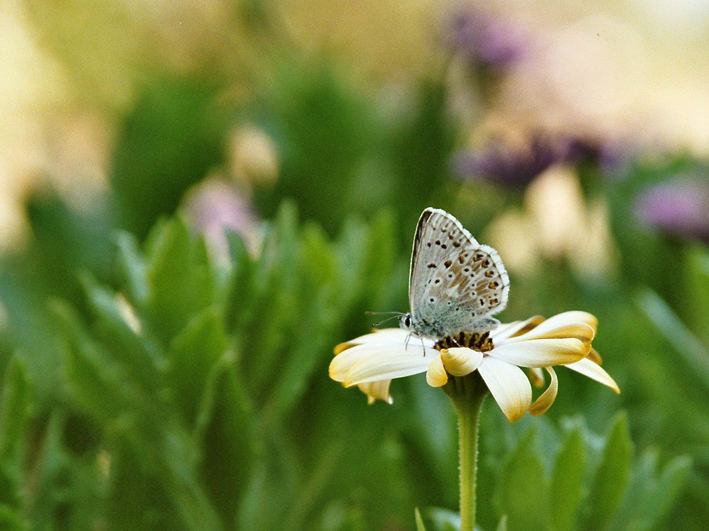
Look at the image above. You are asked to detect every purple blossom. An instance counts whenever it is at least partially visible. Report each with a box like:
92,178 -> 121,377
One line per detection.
443,7 -> 528,68
183,178 -> 259,261
634,177 -> 709,243
453,136 -> 571,187
564,137 -> 635,175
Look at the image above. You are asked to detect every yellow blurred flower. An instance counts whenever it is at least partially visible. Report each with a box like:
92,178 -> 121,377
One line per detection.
228,125 -> 279,190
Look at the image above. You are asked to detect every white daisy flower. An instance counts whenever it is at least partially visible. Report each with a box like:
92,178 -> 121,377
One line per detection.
330,311 -> 618,422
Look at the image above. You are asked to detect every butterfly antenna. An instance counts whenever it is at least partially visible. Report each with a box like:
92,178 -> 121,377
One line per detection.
365,311 -> 404,328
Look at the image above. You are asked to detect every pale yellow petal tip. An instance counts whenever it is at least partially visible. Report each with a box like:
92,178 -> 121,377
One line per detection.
529,367 -> 545,388
359,381 -> 394,405
599,371 -> 621,394
529,367 -> 558,416
564,358 -> 620,394
479,358 -> 532,423
588,348 -> 603,365
328,363 -> 344,383
559,310 -> 598,329
504,409 -> 527,423
333,342 -> 353,355
426,356 -> 448,387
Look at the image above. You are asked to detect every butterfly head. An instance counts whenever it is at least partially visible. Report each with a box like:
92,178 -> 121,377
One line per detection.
399,313 -> 413,331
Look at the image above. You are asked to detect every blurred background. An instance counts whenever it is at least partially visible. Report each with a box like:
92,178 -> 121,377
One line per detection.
0,0 -> 708,529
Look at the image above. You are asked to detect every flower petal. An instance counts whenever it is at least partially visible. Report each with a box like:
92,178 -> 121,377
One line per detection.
491,338 -> 589,368
426,356 -> 448,387
334,328 -> 423,354
493,315 -> 545,340
565,358 -> 620,393
542,311 -> 597,330
587,348 -> 603,365
333,344 -> 435,386
441,348 -> 483,376
529,367 -> 558,416
478,357 -> 532,422
511,317 -> 596,344
529,367 -> 545,387
358,380 -> 393,404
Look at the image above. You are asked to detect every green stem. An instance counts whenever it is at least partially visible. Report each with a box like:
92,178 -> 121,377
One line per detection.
444,374 -> 488,531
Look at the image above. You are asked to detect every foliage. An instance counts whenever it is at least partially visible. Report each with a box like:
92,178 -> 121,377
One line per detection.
419,412 -> 690,531
0,202 -> 698,529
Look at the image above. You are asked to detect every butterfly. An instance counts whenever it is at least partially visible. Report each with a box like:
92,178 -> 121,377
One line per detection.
399,207 -> 510,339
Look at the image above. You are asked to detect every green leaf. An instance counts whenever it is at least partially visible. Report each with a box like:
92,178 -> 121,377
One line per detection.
223,232 -> 255,332
195,354 -> 254,526
80,275 -> 161,390
584,412 -> 632,531
0,504 -> 26,530
494,425 -> 549,531
240,203 -> 300,382
145,219 -> 215,343
636,287 -> 709,393
0,356 -> 28,459
415,507 -> 427,531
167,306 -> 228,427
642,455 -> 692,528
52,301 -> 148,421
610,452 -> 691,531
422,507 -> 460,531
495,514 -> 508,531
550,427 -> 586,531
106,443 -> 180,529
684,244 -> 709,346
113,231 -> 148,305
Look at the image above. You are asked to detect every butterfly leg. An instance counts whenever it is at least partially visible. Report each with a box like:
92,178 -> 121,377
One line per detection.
419,335 -> 426,357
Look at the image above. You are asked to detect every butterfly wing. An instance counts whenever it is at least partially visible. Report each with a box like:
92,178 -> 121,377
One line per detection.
408,208 -> 510,336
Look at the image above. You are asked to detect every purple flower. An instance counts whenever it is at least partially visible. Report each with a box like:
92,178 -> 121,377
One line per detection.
443,7 -> 528,68
634,177 -> 709,243
453,135 -> 570,187
564,137 -> 635,176
182,178 -> 259,261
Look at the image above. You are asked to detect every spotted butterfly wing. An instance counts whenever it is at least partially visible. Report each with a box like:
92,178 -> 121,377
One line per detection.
407,208 -> 510,338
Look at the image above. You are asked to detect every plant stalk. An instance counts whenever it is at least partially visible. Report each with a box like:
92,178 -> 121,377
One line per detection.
445,374 -> 487,531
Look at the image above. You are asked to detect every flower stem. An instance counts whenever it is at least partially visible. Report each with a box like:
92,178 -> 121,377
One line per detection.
444,374 -> 487,531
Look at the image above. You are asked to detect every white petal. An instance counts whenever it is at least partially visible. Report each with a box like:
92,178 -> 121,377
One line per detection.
335,345 -> 435,386
331,339 -> 431,380
509,319 -> 595,344
491,338 -> 588,368
478,357 -> 532,422
334,328 -> 427,354
492,316 -> 545,340
529,367 -> 558,416
426,356 -> 448,387
534,311 -> 597,330
555,311 -> 598,329
565,358 -> 620,393
441,348 -> 483,377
